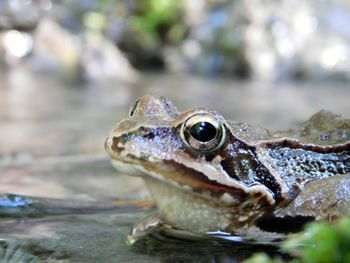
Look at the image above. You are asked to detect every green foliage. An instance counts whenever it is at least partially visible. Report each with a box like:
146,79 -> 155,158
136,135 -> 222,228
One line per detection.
244,217 -> 350,263
128,0 -> 185,47
244,253 -> 282,263
284,217 -> 350,263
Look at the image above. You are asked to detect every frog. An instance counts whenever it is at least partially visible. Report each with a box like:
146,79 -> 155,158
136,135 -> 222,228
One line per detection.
105,95 -> 350,241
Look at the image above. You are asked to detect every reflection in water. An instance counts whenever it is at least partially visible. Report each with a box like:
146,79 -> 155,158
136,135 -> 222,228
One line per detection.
0,192 -> 285,262
0,194 -> 32,207
0,239 -> 69,263
125,211 -> 286,262
0,240 -> 40,263
131,225 -> 287,263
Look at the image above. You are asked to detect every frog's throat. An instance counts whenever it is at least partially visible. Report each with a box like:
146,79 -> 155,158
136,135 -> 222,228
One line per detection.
142,176 -> 265,234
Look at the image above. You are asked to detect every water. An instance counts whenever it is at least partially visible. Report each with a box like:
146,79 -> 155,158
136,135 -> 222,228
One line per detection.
0,196 -> 283,262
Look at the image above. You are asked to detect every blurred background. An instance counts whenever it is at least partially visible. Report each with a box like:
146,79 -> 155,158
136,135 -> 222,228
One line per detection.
1,0 -> 350,192
1,0 -> 350,162
0,1 -> 350,261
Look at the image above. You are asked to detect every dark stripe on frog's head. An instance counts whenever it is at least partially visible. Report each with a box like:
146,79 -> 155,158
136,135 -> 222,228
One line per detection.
214,132 -> 284,201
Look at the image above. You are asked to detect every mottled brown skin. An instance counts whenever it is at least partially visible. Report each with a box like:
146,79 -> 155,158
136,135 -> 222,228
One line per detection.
105,95 -> 350,239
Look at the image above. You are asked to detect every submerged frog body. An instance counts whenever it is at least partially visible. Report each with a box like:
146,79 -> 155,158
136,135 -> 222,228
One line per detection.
105,95 -> 350,240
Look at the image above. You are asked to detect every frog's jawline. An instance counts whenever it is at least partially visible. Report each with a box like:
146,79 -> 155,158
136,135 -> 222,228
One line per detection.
111,156 -> 277,208
111,157 -> 248,200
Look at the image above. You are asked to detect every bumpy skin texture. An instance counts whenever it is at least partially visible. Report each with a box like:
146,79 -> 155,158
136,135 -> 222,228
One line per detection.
105,95 -> 350,238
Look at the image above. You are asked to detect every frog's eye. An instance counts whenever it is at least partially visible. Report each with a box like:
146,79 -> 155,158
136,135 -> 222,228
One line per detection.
129,98 -> 141,117
180,113 -> 226,153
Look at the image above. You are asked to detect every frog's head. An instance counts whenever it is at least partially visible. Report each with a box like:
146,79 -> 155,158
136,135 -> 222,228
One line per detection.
105,95 -> 277,209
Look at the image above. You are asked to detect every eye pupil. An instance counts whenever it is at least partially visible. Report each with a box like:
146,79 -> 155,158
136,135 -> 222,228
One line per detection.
190,121 -> 217,142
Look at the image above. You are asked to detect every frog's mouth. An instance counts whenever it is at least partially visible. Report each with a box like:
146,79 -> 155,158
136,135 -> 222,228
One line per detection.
109,153 -> 278,211
110,158 -> 144,177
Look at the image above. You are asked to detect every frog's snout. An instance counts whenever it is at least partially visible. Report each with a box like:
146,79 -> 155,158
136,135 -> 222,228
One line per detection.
105,132 -> 130,158
105,134 -> 120,156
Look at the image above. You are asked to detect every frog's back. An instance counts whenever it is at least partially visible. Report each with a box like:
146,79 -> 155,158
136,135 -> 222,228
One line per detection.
229,110 -> 350,146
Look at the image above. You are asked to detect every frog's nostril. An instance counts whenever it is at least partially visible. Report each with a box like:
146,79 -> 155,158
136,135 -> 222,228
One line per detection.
105,135 -> 121,152
112,136 -> 119,150
109,135 -> 130,153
